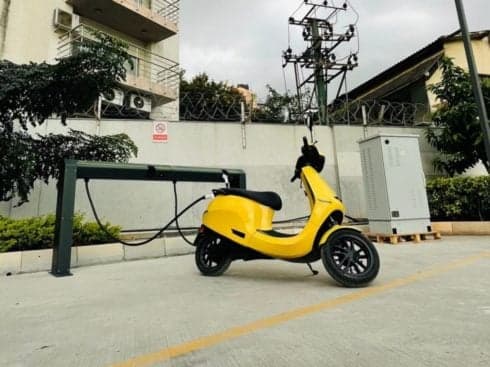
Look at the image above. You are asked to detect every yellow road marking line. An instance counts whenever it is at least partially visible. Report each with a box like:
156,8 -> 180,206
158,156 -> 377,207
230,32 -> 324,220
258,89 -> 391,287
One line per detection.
110,251 -> 490,367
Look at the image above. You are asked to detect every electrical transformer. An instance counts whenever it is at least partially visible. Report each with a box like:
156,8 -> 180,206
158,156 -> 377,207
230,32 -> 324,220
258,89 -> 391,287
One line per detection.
359,134 -> 431,234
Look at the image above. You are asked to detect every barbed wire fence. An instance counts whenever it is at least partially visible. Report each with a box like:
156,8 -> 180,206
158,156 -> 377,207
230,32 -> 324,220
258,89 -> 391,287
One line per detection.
179,94 -> 298,123
328,100 -> 432,126
179,93 -> 243,122
179,93 -> 432,127
68,92 -> 432,127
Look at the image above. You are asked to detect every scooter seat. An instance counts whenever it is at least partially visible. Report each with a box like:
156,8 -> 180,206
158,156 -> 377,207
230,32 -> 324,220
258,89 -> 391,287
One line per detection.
213,188 -> 282,211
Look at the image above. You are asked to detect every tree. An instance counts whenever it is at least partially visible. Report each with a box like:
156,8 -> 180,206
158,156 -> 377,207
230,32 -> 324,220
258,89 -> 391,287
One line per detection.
427,57 -> 490,175
252,85 -> 311,123
0,32 -> 138,205
179,73 -> 245,121
179,74 -> 306,123
252,85 -> 293,123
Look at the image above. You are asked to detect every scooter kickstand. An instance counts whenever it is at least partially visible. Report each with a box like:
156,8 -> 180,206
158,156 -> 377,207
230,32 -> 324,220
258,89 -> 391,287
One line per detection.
307,263 -> 319,276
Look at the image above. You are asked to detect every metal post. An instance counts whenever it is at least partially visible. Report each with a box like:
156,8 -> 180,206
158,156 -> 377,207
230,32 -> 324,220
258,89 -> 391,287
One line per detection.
96,97 -> 102,135
240,101 -> 245,123
454,0 -> 490,168
311,20 -> 328,125
294,63 -> 303,117
51,160 -> 77,276
50,160 -> 247,276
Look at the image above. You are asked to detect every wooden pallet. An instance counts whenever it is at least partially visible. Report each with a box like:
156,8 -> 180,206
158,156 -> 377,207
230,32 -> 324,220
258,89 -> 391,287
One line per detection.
366,231 -> 441,245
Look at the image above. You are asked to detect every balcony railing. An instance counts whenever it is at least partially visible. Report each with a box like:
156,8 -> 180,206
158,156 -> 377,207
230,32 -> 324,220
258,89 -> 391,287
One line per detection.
152,0 -> 180,23
58,24 -> 179,101
127,0 -> 180,23
68,0 -> 179,42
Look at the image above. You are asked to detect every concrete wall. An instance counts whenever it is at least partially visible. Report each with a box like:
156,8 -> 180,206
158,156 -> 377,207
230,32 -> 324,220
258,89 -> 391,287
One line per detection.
0,119 -> 437,229
1,0 -> 180,65
444,36 -> 490,75
1,0 -> 69,63
0,0 -> 179,120
426,36 -> 490,110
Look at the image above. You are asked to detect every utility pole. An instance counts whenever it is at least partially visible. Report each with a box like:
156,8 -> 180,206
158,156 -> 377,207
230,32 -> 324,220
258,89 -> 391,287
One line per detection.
311,20 -> 328,125
283,0 -> 359,126
454,0 -> 490,168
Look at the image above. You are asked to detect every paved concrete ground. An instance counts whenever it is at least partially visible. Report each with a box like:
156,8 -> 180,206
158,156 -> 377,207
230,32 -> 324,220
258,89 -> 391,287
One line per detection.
1,236 -> 489,367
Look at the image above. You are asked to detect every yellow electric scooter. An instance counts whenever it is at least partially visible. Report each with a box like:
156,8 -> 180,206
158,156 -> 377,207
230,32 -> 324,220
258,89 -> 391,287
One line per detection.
194,137 -> 379,287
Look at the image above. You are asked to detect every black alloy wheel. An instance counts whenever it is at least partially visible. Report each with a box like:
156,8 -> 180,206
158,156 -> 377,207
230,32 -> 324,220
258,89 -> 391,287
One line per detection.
194,231 -> 232,276
321,229 -> 379,287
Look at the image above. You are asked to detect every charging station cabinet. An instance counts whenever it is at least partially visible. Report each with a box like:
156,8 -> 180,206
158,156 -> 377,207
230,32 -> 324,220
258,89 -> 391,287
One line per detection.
359,134 -> 431,235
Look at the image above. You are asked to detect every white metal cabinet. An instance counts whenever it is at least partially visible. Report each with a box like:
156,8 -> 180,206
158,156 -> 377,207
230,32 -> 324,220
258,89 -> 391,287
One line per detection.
359,134 -> 431,234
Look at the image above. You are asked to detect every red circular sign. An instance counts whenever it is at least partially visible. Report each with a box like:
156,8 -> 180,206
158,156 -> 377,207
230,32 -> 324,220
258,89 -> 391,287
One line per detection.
155,123 -> 167,134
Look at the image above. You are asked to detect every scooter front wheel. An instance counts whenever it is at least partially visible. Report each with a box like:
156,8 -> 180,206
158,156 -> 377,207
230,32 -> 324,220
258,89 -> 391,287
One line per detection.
195,230 -> 232,276
321,229 -> 379,288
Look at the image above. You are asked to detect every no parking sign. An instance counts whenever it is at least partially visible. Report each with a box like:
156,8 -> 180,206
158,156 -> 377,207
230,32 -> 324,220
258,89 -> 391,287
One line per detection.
152,121 -> 168,143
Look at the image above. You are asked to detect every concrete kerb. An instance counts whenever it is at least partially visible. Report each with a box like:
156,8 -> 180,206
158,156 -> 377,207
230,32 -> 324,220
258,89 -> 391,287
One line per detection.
77,243 -> 125,267
0,233 -> 197,276
0,251 -> 21,275
432,221 -> 490,235
1,223 -> 489,276
123,238 -> 166,260
0,226 -> 223,275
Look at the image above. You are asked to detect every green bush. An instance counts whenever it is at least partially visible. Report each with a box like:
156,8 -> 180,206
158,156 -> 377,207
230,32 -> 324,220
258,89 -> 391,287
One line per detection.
426,176 -> 490,221
0,214 -> 121,253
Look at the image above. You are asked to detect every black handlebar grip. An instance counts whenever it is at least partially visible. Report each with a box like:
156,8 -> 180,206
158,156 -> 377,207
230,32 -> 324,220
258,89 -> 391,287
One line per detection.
303,136 -> 308,147
291,170 -> 299,182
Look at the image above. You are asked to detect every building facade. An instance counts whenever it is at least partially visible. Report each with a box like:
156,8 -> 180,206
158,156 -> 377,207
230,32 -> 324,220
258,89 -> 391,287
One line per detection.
0,0 -> 180,121
337,30 -> 490,116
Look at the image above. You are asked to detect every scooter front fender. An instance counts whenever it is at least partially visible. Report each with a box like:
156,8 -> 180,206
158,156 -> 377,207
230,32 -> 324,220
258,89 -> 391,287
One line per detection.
318,225 -> 362,247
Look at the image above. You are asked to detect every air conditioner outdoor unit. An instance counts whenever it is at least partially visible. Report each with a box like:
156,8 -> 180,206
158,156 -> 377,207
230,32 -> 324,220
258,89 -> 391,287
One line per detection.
53,8 -> 73,31
101,88 -> 125,106
129,94 -> 152,113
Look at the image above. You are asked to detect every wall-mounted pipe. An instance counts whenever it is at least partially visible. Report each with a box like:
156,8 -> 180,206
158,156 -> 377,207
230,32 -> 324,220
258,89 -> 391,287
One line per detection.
0,0 -> 11,57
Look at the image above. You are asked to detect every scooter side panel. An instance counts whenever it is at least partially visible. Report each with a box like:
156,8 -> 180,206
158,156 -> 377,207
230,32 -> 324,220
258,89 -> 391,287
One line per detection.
249,217 -> 322,259
248,200 -> 344,259
203,196 -> 274,245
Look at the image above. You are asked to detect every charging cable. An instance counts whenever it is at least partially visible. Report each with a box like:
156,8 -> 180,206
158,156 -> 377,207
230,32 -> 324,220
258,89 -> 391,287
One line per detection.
85,178 -> 366,247
84,178 -> 207,247
173,181 -> 200,246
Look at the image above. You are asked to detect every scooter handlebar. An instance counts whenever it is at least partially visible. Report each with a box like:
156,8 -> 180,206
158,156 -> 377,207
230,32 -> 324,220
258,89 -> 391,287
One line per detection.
291,137 -> 325,183
292,138 -> 309,182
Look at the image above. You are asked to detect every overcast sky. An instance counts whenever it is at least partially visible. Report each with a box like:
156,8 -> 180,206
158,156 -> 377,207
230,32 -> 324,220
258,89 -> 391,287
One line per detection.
180,0 -> 489,101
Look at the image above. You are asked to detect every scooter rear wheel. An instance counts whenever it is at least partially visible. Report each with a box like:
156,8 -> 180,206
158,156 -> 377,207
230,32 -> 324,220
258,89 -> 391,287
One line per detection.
321,229 -> 379,288
195,231 -> 232,276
